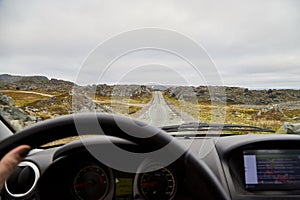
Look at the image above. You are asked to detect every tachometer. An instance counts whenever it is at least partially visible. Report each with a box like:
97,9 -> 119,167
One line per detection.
138,167 -> 176,200
73,165 -> 109,200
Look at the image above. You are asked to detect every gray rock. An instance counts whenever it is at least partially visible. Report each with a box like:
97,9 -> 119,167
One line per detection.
284,122 -> 300,134
0,93 -> 40,131
0,92 -> 14,106
72,93 -> 112,113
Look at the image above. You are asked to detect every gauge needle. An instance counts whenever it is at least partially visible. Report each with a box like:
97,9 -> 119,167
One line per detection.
74,182 -> 89,188
99,175 -> 103,184
141,182 -> 157,187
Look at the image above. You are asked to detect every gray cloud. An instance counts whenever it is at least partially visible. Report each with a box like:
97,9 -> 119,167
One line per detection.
0,0 -> 299,89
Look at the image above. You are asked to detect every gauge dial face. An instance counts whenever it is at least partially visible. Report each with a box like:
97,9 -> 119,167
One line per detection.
139,167 -> 176,200
73,165 -> 109,200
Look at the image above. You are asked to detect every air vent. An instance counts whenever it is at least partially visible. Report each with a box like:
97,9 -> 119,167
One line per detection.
4,161 -> 40,198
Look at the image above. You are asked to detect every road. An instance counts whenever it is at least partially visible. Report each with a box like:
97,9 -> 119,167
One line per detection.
137,91 -> 198,127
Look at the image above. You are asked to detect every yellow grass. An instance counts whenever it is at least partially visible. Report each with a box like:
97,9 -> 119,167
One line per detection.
94,94 -> 152,104
2,91 -> 49,107
164,94 -> 285,132
94,94 -> 151,115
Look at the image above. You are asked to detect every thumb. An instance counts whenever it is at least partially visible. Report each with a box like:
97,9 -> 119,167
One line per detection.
0,145 -> 31,190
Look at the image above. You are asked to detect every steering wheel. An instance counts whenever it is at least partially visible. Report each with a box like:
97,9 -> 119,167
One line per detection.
0,113 -> 230,200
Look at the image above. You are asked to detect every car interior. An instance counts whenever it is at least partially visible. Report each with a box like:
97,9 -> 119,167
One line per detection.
0,1 -> 299,200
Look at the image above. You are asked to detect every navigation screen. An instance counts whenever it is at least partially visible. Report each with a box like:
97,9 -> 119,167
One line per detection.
243,150 -> 300,190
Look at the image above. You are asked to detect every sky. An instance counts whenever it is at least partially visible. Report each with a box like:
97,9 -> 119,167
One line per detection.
0,0 -> 299,89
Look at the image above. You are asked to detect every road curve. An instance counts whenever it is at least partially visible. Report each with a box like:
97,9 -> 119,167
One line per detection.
137,91 -> 198,127
0,90 -> 54,97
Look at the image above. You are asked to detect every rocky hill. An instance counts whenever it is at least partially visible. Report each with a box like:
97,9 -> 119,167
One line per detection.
165,86 -> 300,125
0,74 -> 74,93
165,86 -> 300,105
0,74 -> 152,128
75,84 -> 151,98
0,74 -> 152,98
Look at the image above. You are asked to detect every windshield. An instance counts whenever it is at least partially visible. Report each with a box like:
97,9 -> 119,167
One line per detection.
0,1 -> 299,136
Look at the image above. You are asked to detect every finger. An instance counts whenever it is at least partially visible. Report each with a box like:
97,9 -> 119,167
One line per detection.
0,145 -> 31,189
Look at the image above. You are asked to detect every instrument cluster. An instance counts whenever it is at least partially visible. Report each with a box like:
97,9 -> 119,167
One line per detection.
36,151 -> 180,200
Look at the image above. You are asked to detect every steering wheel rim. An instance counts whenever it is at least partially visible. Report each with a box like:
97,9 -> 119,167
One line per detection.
0,113 -> 230,199
0,113 -> 177,158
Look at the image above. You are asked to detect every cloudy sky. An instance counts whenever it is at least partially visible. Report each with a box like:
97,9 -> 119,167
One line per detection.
0,0 -> 299,89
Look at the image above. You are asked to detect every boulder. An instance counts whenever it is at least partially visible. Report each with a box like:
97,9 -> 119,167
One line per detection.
0,92 -> 14,106
0,93 -> 40,131
284,122 -> 300,134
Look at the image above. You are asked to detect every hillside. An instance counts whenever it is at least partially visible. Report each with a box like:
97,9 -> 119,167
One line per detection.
0,74 -> 299,131
165,86 -> 300,105
0,74 -> 74,93
0,74 -> 152,129
164,86 -> 300,130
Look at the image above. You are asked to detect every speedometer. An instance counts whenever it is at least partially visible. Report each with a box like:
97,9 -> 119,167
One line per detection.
138,167 -> 177,200
73,165 -> 109,200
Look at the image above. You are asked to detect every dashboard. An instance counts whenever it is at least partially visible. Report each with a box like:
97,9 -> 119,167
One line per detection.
3,133 -> 300,200
215,134 -> 300,200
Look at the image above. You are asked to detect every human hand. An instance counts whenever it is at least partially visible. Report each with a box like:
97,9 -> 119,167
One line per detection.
0,145 -> 31,190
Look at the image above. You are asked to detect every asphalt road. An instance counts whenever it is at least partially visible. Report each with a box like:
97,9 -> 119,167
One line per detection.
137,91 -> 197,127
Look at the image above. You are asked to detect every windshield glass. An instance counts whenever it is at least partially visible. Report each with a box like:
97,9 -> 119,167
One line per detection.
0,1 -> 299,136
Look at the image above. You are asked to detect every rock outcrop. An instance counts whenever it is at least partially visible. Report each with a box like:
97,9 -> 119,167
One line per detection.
0,93 -> 41,131
0,74 -> 74,93
165,86 -> 300,105
74,84 -> 152,98
72,92 -> 113,113
284,122 -> 300,134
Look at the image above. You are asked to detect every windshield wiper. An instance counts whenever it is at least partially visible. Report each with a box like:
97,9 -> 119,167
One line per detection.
160,122 -> 275,133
